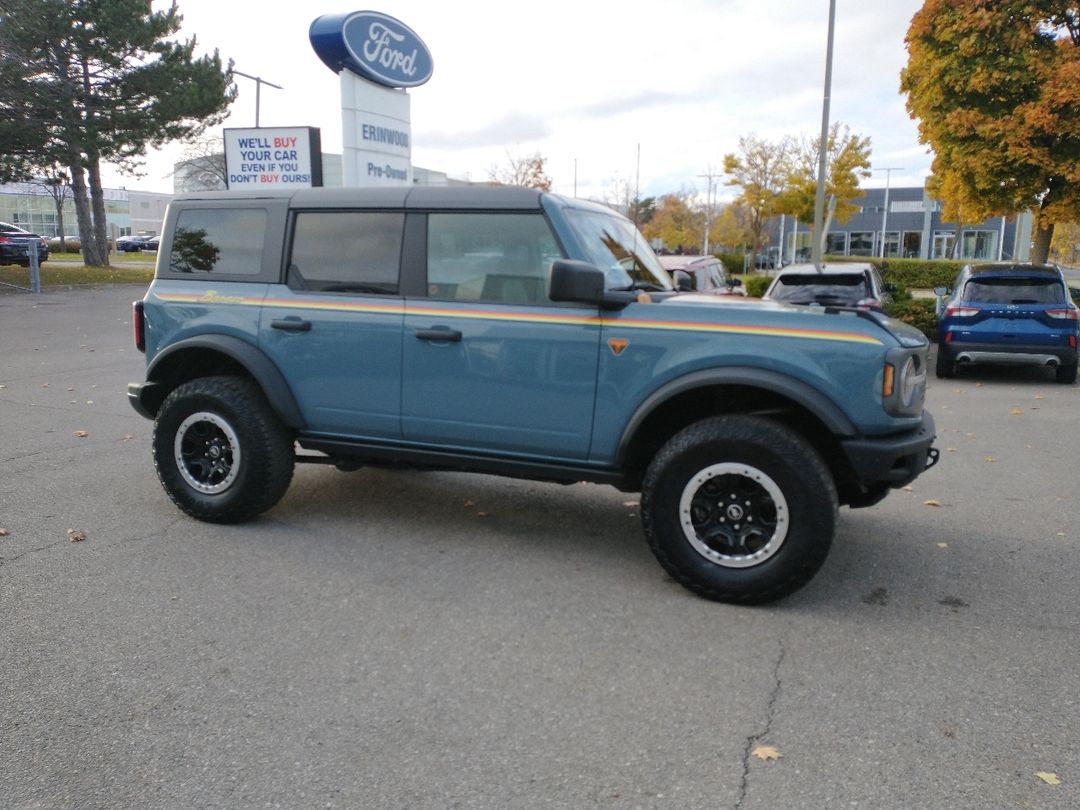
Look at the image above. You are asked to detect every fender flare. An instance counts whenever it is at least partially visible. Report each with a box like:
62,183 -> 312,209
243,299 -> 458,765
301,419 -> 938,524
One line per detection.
146,334 -> 306,429
616,367 -> 858,463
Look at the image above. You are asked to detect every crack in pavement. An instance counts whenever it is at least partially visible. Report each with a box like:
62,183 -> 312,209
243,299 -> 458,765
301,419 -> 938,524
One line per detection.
735,638 -> 786,810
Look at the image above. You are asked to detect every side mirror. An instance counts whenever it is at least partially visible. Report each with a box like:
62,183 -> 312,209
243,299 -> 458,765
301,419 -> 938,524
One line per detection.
933,286 -> 948,296
550,259 -> 605,304
672,269 -> 694,292
727,277 -> 743,288
549,259 -> 637,309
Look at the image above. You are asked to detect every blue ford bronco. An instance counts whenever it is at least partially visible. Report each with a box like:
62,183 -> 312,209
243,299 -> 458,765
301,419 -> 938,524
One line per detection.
129,186 -> 938,603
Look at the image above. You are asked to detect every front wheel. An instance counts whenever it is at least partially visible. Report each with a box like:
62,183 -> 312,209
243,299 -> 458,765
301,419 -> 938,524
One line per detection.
152,376 -> 295,523
641,416 -> 837,603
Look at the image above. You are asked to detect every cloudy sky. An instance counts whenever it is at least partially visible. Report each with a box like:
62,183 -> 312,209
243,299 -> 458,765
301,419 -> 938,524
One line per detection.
104,0 -> 931,201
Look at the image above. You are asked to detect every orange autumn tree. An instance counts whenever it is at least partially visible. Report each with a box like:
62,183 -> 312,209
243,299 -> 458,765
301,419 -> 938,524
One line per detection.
900,2 -> 1080,263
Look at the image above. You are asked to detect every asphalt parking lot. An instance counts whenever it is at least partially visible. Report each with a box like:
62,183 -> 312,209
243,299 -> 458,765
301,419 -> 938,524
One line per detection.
2,284 -> 1078,809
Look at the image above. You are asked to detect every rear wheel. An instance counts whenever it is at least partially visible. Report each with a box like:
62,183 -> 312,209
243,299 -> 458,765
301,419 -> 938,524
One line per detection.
641,415 -> 837,603
1057,361 -> 1078,385
935,345 -> 955,378
153,376 -> 295,523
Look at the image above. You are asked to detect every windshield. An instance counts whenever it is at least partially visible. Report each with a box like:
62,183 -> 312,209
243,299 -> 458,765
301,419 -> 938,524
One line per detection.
769,273 -> 869,305
563,208 -> 673,291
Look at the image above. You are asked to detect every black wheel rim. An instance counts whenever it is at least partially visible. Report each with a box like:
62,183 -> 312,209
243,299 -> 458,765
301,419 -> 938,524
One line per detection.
174,411 -> 241,494
678,462 -> 789,568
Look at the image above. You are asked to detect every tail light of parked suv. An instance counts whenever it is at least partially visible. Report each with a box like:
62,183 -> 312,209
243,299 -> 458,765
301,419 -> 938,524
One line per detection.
944,304 -> 980,318
1045,307 -> 1078,320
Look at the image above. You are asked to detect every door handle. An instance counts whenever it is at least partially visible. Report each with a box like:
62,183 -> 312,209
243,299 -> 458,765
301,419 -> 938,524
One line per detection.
271,318 -> 312,332
415,328 -> 462,342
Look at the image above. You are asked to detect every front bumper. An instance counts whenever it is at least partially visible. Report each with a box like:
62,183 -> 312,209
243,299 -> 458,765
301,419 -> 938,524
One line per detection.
841,411 -> 938,489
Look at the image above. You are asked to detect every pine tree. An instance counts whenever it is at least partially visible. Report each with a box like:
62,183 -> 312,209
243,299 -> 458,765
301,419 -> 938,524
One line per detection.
0,0 -> 235,265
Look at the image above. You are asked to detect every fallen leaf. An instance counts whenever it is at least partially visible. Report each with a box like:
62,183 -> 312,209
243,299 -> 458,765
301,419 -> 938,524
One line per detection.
1035,772 -> 1061,786
984,456 -> 997,463
623,500 -> 640,507
952,389 -> 961,394
67,529 -> 87,542
463,499 -> 475,508
902,486 -> 913,492
1035,394 -> 1045,400
924,499 -> 943,507
85,400 -> 94,405
975,383 -> 983,387
67,387 -> 74,392
947,447 -> 957,452
40,383 -> 50,388
937,542 -> 949,549
752,745 -> 781,762
1058,532 -> 1066,538
74,430 -> 88,438
120,433 -> 134,442
476,511 -> 490,518
0,528 -> 10,537
1010,407 -> 1023,416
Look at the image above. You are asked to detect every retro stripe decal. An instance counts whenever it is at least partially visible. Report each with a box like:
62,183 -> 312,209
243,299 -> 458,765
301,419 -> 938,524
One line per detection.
152,291 -> 883,345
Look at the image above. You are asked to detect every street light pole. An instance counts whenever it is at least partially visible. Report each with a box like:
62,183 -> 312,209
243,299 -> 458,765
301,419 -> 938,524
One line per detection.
874,166 -> 903,258
697,169 -> 722,255
233,70 -> 283,128
811,0 -> 837,270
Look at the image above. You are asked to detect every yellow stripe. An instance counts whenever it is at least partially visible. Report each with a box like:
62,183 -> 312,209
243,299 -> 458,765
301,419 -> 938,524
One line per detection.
153,292 -> 881,345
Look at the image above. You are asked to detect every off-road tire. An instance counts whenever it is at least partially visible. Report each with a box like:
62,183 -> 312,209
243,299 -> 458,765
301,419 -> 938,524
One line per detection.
152,376 -> 295,523
641,415 -> 837,604
935,346 -> 955,379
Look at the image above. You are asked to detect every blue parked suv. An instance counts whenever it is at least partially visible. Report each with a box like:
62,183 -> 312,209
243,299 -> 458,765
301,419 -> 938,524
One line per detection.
128,187 -> 938,603
936,263 -> 1079,384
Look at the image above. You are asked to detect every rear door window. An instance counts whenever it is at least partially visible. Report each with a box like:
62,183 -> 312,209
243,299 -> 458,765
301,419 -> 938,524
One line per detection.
288,211 -> 403,295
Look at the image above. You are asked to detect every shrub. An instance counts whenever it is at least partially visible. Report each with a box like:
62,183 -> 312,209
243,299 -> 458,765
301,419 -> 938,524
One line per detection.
741,275 -> 771,298
716,252 -> 745,275
886,298 -> 939,341
47,236 -> 81,253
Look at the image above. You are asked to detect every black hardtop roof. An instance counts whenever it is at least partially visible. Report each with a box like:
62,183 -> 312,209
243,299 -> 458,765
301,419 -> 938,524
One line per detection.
966,263 -> 1060,277
171,185 -> 572,210
168,186 -> 633,220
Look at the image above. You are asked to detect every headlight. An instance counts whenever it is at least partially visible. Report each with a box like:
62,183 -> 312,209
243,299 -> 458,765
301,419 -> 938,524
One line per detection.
883,347 -> 926,416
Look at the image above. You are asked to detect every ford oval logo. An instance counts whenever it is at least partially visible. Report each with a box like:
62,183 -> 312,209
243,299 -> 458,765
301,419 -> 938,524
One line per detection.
310,11 -> 433,88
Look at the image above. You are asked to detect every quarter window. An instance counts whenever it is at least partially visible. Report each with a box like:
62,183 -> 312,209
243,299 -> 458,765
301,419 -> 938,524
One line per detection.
288,211 -> 403,294
426,213 -> 562,304
169,208 -> 266,275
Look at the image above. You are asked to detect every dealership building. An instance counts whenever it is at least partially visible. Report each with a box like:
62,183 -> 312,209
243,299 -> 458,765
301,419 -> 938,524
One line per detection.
765,185 -> 1032,265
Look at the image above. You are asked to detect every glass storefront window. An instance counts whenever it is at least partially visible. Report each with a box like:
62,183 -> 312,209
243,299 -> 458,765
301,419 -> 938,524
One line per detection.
960,230 -> 997,260
902,232 -> 922,259
932,232 -> 955,259
849,232 -> 875,256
